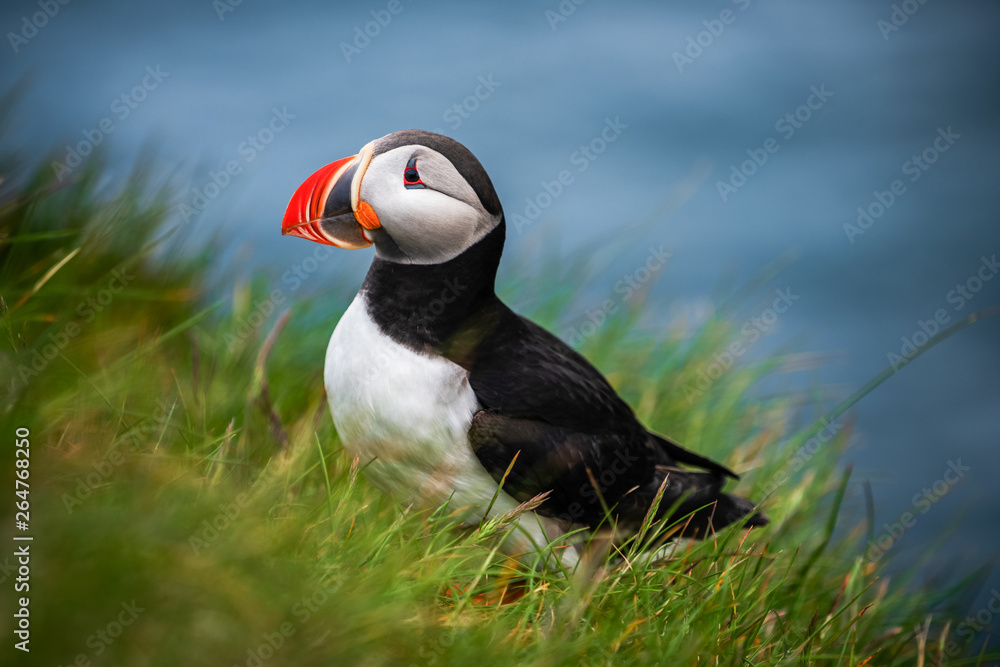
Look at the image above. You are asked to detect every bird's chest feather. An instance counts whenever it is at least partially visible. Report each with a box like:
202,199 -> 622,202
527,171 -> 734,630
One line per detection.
324,295 -> 578,568
324,296 -> 485,508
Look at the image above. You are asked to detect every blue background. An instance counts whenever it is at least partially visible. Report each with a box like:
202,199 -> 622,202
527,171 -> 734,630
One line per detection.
4,0 -> 999,615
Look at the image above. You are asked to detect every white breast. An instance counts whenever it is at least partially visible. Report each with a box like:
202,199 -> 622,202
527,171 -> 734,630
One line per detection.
324,295 -> 576,568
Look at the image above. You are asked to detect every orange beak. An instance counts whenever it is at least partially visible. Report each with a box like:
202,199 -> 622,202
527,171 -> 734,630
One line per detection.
281,148 -> 380,248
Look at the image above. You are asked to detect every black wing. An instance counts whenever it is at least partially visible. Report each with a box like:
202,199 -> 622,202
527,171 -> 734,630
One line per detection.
448,303 -> 746,530
464,307 -> 640,431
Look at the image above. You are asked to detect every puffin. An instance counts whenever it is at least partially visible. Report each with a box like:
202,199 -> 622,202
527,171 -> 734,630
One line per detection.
281,130 -> 766,568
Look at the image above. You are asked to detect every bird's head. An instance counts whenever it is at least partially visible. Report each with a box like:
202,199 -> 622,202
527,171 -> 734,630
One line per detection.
282,130 -> 504,265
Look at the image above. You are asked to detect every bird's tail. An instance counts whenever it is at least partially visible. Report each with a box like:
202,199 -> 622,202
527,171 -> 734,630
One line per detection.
649,467 -> 768,538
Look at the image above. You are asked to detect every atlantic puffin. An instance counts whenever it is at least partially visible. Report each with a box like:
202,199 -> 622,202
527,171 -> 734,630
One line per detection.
282,130 -> 766,567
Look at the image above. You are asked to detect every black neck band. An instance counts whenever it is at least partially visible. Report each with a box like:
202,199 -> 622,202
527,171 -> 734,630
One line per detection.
360,220 -> 506,353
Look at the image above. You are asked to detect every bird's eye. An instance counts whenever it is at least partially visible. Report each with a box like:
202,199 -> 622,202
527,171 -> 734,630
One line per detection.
403,157 -> 425,189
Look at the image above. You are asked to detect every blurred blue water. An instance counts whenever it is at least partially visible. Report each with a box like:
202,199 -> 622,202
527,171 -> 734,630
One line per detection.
4,0 -> 999,621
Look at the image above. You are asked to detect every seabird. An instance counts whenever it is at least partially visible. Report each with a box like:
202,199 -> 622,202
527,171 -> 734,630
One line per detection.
281,130 -> 766,568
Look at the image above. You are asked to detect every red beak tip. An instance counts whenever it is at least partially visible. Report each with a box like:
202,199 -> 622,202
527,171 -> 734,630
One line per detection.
282,154 -> 360,246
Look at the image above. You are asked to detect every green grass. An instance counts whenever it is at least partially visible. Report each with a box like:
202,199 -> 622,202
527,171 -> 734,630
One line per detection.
1,135 -> 997,666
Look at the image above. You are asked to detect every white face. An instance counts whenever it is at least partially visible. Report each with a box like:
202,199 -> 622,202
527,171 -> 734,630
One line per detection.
359,144 -> 502,265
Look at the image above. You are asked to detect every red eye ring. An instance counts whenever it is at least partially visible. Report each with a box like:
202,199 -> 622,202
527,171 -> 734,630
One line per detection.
403,157 -> 425,189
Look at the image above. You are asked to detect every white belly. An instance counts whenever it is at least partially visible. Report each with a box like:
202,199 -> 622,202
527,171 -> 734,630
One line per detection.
325,295 -> 574,566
